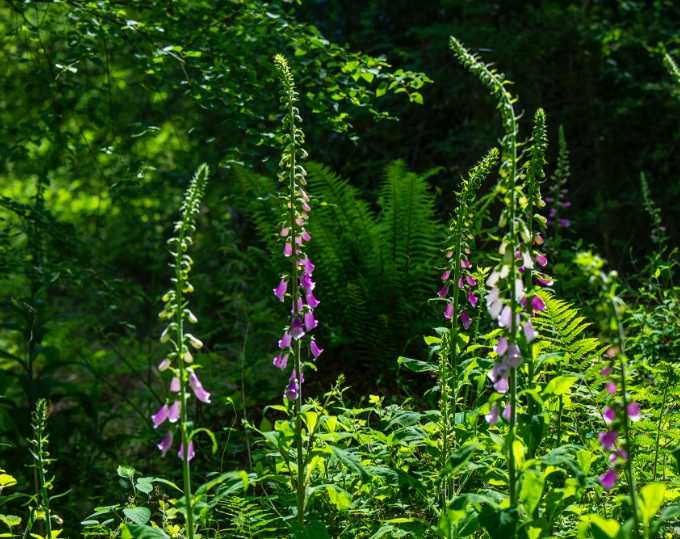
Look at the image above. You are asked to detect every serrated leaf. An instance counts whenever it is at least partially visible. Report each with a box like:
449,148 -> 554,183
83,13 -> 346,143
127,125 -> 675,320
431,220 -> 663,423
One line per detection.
122,507 -> 151,526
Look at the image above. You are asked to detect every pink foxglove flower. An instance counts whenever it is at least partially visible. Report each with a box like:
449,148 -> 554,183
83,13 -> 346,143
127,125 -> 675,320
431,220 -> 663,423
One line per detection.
284,380 -> 299,401
606,381 -> 617,394
310,340 -> 323,360
301,257 -> 315,275
157,431 -> 173,457
189,372 -> 211,403
600,365 -> 612,376
536,253 -> 548,266
523,320 -> 536,342
531,295 -> 546,312
273,353 -> 289,369
495,337 -> 508,356
278,331 -> 292,349
168,401 -> 181,423
626,402 -> 641,422
152,404 -> 169,428
438,285 -> 449,298
599,468 -> 617,491
280,227 -> 289,237
306,291 -> 320,309
485,405 -> 500,426
468,290 -> 478,307
506,344 -> 522,368
502,404 -> 513,422
460,257 -> 472,269
598,430 -> 618,450
273,279 -> 288,302
444,303 -> 453,320
603,407 -> 616,425
466,275 -> 476,286
441,270 -> 451,281
290,316 -> 305,340
304,311 -> 318,331
461,310 -> 472,330
170,377 -> 181,392
178,441 -> 195,461
158,358 -> 172,371
284,242 -> 293,257
300,273 -> 315,292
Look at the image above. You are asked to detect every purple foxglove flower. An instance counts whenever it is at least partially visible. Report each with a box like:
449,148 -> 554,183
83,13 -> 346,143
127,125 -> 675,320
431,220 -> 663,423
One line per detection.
468,290 -> 477,307
558,201 -> 571,208
546,220 -> 553,226
503,404 -> 513,422
284,380 -> 299,401
310,340 -> 323,360
460,257 -> 472,269
523,320 -> 536,342
291,298 -> 304,314
599,468 -> 618,492
301,257 -> 315,275
273,353 -> 289,369
304,311 -> 318,331
545,197 -> 554,203
170,377 -> 181,392
438,285 -> 449,298
506,344 -> 522,368
485,405 -> 500,426
494,378 -> 509,394
441,270 -> 451,281
178,440 -> 195,461
520,296 -> 527,308
534,234 -> 544,245
284,242 -> 293,257
458,277 -> 464,289
603,407 -> 616,425
301,230 -> 311,241
157,430 -> 173,457
600,365 -> 612,376
515,250 -> 521,260
499,305 -> 513,328
294,236 -> 302,245
290,316 -> 305,340
278,331 -> 292,349
189,371 -> 202,391
606,381 -> 617,394
466,275 -> 476,286
280,227 -> 289,237
152,404 -> 169,428
495,337 -> 508,356
559,219 -> 570,228
290,369 -> 305,384
626,402 -> 641,422
617,449 -> 628,460
158,358 -> 172,371
515,279 -> 525,300
302,201 -> 311,212
532,295 -> 546,312
461,310 -> 472,330
306,291 -> 320,309
486,290 -> 503,319
193,386 -> 211,404
536,273 -> 554,286
536,254 -> 548,266
446,251 -> 453,258
300,273 -> 315,292
598,430 -> 618,450
273,278 -> 288,302
295,217 -> 304,226
444,303 -> 453,319
549,208 -> 557,218
168,401 -> 181,423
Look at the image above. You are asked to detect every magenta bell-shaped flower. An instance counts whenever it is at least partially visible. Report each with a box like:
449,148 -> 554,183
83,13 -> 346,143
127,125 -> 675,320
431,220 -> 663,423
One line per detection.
273,278 -> 288,302
168,400 -> 181,423
290,297 -> 304,314
536,253 -> 548,266
444,303 -> 453,320
532,295 -> 546,312
306,291 -> 320,309
284,380 -> 299,401
301,257 -> 315,275
290,316 -> 305,340
178,440 -> 195,461
280,227 -> 289,237
157,430 -> 173,457
461,310 -> 472,330
599,430 -> 618,450
468,290 -> 477,307
284,242 -> 293,257
441,270 -> 451,281
304,311 -> 318,331
606,381 -> 617,394
466,275 -> 476,286
600,365 -> 612,376
300,273 -> 315,292
603,407 -> 616,425
273,353 -> 289,369
599,468 -> 618,491
278,331 -> 292,349
189,372 -> 211,403
301,230 -> 311,241
460,257 -> 472,269
627,402 -> 641,422
152,404 -> 169,428
496,337 -> 508,356
485,405 -> 500,426
494,378 -> 509,393
502,404 -> 513,422
310,340 -> 323,360
438,285 -> 449,298
170,377 -> 181,392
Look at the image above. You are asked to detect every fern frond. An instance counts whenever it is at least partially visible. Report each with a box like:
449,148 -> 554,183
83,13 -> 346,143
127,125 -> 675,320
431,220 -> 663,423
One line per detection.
216,496 -> 281,539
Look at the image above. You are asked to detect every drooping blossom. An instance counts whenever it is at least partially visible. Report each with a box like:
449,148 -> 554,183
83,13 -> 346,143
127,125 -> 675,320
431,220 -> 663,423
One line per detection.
158,358 -> 172,371
626,402 -> 641,422
301,257 -> 315,275
502,404 -> 513,422
600,365 -> 612,376
461,310 -> 472,330
284,242 -> 293,257
284,379 -> 299,401
603,407 -> 616,425
599,430 -> 618,450
438,285 -> 449,298
536,253 -> 548,266
304,311 -> 318,331
532,295 -> 546,312
178,440 -> 195,461
189,372 -> 211,403
273,279 -> 288,302
157,431 -> 173,457
599,468 -> 618,491
495,337 -> 508,356
310,340 -> 323,360
278,331 -> 292,349
606,381 -> 617,394
468,290 -> 478,307
485,405 -> 500,426
170,377 -> 181,392
444,303 -> 453,319
306,291 -> 320,309
152,404 -> 169,428
300,273 -> 315,292
523,320 -> 536,342
290,316 -> 305,340
273,353 -> 289,370
168,401 -> 181,423
506,344 -> 522,368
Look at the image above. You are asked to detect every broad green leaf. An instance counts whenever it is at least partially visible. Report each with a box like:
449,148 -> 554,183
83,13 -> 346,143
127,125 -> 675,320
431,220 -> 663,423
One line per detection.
478,506 -> 518,539
291,520 -> 331,539
519,470 -> 545,515
122,507 -> 151,526
543,375 -> 578,398
0,475 -> 17,488
117,466 -> 136,480
639,482 -> 666,525
0,515 -> 21,527
398,356 -> 438,373
376,81 -> 388,97
120,523 -> 168,539
438,444 -> 480,480
329,445 -> 371,483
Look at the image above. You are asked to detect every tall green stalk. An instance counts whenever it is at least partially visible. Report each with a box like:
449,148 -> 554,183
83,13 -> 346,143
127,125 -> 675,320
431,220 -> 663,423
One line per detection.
29,399 -> 53,539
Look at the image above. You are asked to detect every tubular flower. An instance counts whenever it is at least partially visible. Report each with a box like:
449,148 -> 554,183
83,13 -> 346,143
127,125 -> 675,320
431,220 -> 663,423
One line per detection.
599,430 -> 618,451
290,316 -> 305,340
189,372 -> 211,404
158,358 -> 172,371
273,353 -> 289,369
284,380 -> 299,401
600,468 -> 618,491
461,310 -> 472,330
485,405 -> 500,426
170,377 -> 181,392
278,331 -> 292,349
626,402 -> 641,422
157,431 -> 173,457
310,340 -> 323,360
306,291 -> 320,309
178,441 -> 195,461
273,279 -> 288,302
304,311 -> 318,331
152,404 -> 170,428
444,303 -> 453,320
168,401 -> 181,423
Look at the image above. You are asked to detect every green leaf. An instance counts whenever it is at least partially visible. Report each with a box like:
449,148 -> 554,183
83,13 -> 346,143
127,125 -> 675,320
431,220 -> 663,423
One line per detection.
135,479 -> 153,495
290,520 -> 331,539
117,466 -> 136,480
639,482 -> 666,525
122,507 -> 151,526
649,505 -> 680,538
410,92 -> 424,104
542,375 -> 578,398
120,523 -> 168,539
438,444 -> 480,480
0,515 -> 21,527
376,81 -> 388,97
329,445 -> 371,483
398,356 -> 438,373
519,470 -> 544,515
478,506 -> 518,539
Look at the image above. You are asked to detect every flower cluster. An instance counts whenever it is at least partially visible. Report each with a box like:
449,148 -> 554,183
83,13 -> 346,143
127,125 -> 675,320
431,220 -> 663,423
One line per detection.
272,55 -> 322,402
544,125 -> 571,229
152,164 -> 210,461
597,360 -> 642,491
